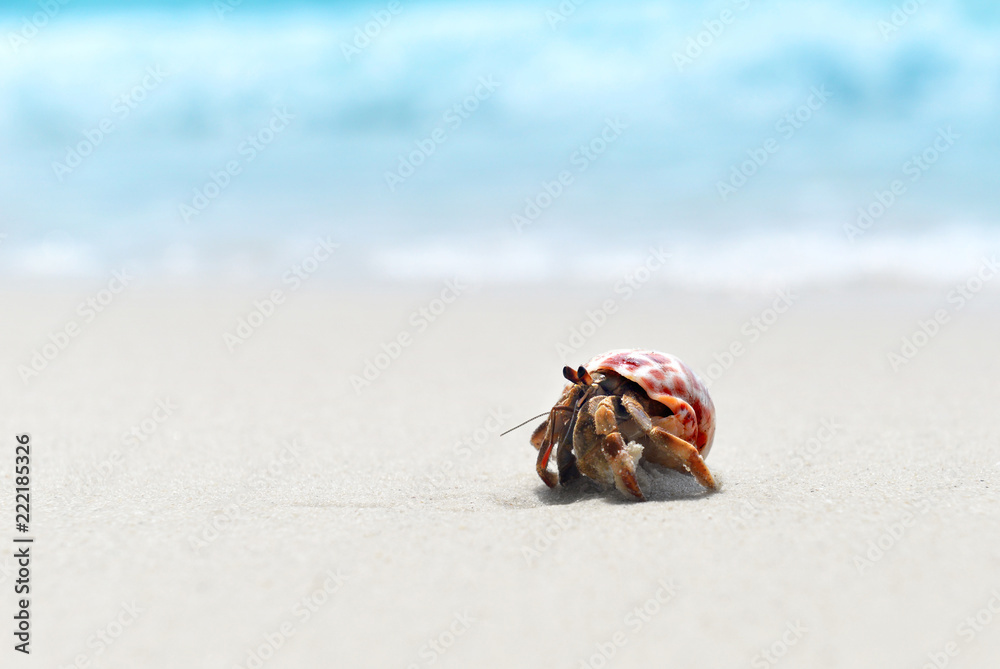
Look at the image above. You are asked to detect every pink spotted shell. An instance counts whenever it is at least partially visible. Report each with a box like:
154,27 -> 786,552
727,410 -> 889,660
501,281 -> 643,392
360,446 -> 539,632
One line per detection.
585,349 -> 716,456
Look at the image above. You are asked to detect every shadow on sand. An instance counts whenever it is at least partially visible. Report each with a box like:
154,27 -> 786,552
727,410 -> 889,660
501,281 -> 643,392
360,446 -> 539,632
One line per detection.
532,463 -> 719,505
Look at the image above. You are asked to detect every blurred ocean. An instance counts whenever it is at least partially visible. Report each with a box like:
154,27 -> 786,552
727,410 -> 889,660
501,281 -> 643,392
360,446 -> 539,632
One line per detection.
1,0 -> 998,289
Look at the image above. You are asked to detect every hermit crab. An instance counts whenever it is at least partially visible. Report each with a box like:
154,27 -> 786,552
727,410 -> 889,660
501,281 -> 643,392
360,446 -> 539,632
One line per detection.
529,350 -> 717,501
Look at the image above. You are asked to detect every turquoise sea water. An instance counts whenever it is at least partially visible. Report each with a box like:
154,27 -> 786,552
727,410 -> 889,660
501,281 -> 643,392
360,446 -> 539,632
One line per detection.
1,1 -> 998,287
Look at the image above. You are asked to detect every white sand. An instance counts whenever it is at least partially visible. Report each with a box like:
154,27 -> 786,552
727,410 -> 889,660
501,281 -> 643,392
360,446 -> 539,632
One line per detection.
2,284 -> 999,668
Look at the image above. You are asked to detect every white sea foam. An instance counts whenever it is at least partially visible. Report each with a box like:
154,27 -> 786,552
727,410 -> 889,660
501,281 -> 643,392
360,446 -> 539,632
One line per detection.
368,226 -> 1000,291
3,226 -> 997,292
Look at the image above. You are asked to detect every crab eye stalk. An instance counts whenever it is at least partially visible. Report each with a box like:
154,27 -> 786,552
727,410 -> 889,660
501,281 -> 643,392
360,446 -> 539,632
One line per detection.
577,366 -> 594,385
562,366 -> 580,383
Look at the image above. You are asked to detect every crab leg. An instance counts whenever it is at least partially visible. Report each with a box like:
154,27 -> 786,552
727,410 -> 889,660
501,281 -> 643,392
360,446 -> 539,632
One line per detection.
591,396 -> 645,500
530,420 -> 549,450
535,406 -> 562,488
602,433 -> 645,501
649,429 -> 716,489
535,395 -> 580,487
530,409 -> 580,482
556,429 -> 580,484
620,393 -> 716,490
575,423 -> 645,501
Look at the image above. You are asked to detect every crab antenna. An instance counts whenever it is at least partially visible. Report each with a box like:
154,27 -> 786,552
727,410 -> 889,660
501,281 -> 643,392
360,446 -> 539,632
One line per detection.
562,366 -> 579,383
500,406 -> 574,437
500,411 -> 552,437
577,366 -> 594,385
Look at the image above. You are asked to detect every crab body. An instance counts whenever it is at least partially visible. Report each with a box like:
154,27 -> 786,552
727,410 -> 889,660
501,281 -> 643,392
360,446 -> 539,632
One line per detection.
531,350 -> 717,501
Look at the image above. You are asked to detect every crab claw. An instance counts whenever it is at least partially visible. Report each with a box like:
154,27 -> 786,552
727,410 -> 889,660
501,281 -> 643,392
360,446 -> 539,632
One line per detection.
603,433 -> 645,501
536,435 -> 559,488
